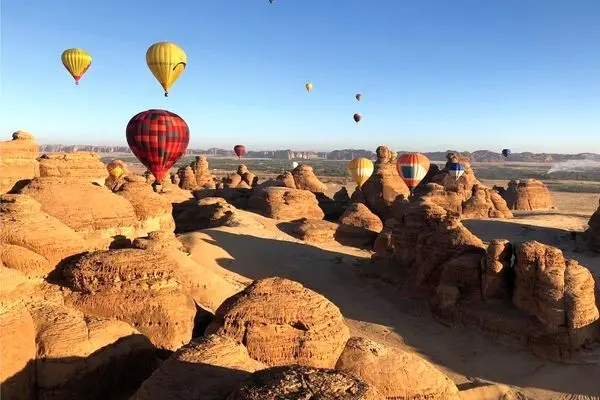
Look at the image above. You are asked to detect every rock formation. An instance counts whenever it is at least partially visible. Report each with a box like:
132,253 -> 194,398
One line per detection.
206,277 -> 350,368
359,146 -> 409,221
175,197 -> 264,233
276,171 -> 296,189
178,166 -> 198,190
585,199 -> 600,252
501,179 -> 555,210
289,218 -> 378,247
238,165 -> 257,188
291,164 -> 326,193
338,202 -> 383,233
133,334 -> 266,400
38,152 -> 107,184
227,365 -> 384,400
0,131 -> 40,194
335,337 -> 460,399
191,156 -> 216,188
247,187 -> 325,221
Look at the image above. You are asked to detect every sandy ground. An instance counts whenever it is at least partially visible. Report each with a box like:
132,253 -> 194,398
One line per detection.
179,189 -> 600,399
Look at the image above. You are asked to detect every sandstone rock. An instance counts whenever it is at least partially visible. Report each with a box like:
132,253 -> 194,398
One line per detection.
237,165 -> 257,188
38,152 -> 107,184
316,192 -> 348,221
360,146 -> 409,221
247,187 -> 324,221
463,185 -> 514,218
227,365 -> 384,400
482,239 -> 513,301
206,277 -> 350,368
275,171 -> 296,189
333,187 -> 351,203
338,202 -> 383,233
222,173 -> 243,188
291,164 -> 326,193
502,179 -> 555,210
190,156 -> 216,189
0,130 -> 40,194
289,218 -> 378,247
133,334 -> 266,400
373,218 -> 398,259
335,337 -> 460,399
585,199 -> 600,252
115,179 -> 175,233
418,183 -> 463,215
175,197 -> 263,233
0,194 -> 87,278
177,166 -> 198,190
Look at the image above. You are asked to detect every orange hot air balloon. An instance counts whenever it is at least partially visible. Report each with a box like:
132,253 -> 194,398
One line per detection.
396,152 -> 430,194
107,160 -> 126,180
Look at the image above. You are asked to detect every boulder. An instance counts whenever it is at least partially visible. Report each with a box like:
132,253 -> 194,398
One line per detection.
227,365 -> 385,400
585,199 -> 600,252
177,166 -> 198,190
462,185 -> 514,219
237,165 -> 257,188
38,152 -> 107,184
115,179 -> 176,233
359,146 -> 409,221
175,197 -> 263,233
291,164 -> 326,193
247,187 -> 324,221
206,277 -> 350,368
502,179 -> 555,210
338,202 -> 383,233
335,337 -> 460,399
133,334 -> 266,400
275,171 -> 296,189
289,218 -> 378,247
190,156 -> 216,189
0,131 -> 40,194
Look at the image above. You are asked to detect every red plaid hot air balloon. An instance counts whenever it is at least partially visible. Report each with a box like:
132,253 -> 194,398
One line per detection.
396,152 -> 431,194
233,144 -> 246,159
126,109 -> 190,182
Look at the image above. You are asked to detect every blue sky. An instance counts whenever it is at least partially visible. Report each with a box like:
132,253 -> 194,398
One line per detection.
1,0 -> 599,153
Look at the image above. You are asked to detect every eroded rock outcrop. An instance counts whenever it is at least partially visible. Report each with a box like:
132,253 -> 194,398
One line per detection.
191,156 -> 216,189
502,179 -> 555,210
227,365 -> 384,400
335,337 -> 460,399
585,199 -> 600,252
359,146 -> 409,221
115,178 -> 175,233
38,152 -> 107,184
289,218 -> 378,247
206,277 -> 350,368
291,164 -> 326,193
133,334 -> 266,400
338,203 -> 383,233
0,131 -> 40,194
175,197 -> 263,233
247,187 -> 324,221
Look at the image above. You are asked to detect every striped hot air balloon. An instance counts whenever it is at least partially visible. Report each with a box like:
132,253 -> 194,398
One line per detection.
126,109 -> 190,182
396,152 -> 430,194
347,157 -> 374,189
447,162 -> 465,181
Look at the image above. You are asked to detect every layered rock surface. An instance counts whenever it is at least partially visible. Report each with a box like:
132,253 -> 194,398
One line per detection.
585,199 -> 600,252
502,179 -> 555,210
0,131 -> 40,194
247,187 -> 325,221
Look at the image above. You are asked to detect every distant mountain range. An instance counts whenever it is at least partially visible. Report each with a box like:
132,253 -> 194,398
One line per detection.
38,144 -> 600,163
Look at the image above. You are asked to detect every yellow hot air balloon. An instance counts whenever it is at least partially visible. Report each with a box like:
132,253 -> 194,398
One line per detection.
347,157 -> 374,189
146,42 -> 187,97
61,48 -> 92,85
107,160 -> 126,180
305,82 -> 313,92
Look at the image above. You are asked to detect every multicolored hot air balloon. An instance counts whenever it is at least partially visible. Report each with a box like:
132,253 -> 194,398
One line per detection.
347,157 -> 374,189
234,145 -> 246,159
292,161 -> 299,169
447,162 -> 465,181
61,48 -> 92,85
305,82 -> 313,92
107,160 -> 126,180
146,42 -> 187,97
396,152 -> 430,194
353,113 -> 362,124
355,93 -> 362,101
502,149 -> 511,158
125,109 -> 190,182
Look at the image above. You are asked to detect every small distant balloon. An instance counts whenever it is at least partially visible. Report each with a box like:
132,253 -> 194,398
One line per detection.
502,149 -> 511,158
61,48 -> 92,85
396,152 -> 431,194
234,145 -> 246,159
355,93 -> 362,101
305,82 -> 313,92
353,113 -> 362,124
292,161 -> 299,169
107,160 -> 126,180
447,162 -> 465,181
347,157 -> 374,189
269,0 -> 274,3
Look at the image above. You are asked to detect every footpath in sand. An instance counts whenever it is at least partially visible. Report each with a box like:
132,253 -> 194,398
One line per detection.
180,211 -> 600,400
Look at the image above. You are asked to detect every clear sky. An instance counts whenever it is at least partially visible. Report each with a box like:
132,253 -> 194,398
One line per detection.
1,0 -> 599,153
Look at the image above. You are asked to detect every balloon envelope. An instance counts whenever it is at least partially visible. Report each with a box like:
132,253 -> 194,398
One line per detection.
347,157 -> 374,189
107,160 -> 126,180
234,145 -> 246,158
396,152 -> 431,193
292,161 -> 299,169
126,109 -> 190,182
355,93 -> 362,101
353,113 -> 362,123
61,48 -> 92,85
305,82 -> 313,92
146,42 -> 187,96
447,162 -> 465,181
502,149 -> 511,157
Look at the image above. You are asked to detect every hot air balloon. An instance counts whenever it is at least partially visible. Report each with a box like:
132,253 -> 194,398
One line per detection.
107,160 -> 126,180
390,151 -> 398,162
447,162 -> 465,181
305,82 -> 313,92
292,161 -> 299,169
61,48 -> 92,85
234,145 -> 246,159
502,149 -> 511,158
353,113 -> 362,124
126,109 -> 190,183
269,0 -> 274,3
396,152 -> 430,194
355,93 -> 362,101
146,42 -> 187,97
347,157 -> 374,189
